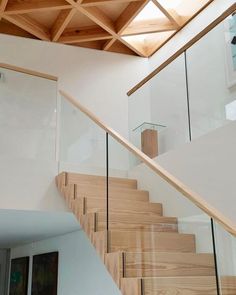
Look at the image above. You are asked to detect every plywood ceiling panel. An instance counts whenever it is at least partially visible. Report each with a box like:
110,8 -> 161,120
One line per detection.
67,10 -> 96,27
0,0 -> 214,57
27,10 -> 61,28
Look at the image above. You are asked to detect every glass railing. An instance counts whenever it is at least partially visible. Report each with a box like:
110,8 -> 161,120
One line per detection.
128,53 -> 189,157
128,12 -> 236,157
59,94 -> 107,246
213,220 -> 236,294
59,90 -> 236,294
0,66 -> 58,210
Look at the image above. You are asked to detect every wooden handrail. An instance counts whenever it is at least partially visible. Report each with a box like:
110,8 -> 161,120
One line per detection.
127,3 -> 236,96
0,62 -> 58,81
60,89 -> 236,236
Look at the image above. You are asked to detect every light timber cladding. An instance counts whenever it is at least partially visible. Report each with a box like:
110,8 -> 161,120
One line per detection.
0,0 -> 213,57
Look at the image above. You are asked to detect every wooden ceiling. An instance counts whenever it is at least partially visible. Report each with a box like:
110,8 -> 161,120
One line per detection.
0,0 -> 213,57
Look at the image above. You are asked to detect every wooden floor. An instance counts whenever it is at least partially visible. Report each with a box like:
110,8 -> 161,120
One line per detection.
56,172 -> 236,294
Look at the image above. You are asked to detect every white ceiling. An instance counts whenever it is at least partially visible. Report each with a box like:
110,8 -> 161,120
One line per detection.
0,209 -> 80,248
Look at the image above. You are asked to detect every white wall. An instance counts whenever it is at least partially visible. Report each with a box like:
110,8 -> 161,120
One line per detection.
186,20 -> 236,138
0,34 -> 149,139
155,121 -> 236,226
10,231 -> 121,295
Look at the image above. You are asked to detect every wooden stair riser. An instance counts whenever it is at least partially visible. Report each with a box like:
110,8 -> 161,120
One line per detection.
80,213 -> 178,237
73,198 -> 163,218
60,183 -> 150,203
96,213 -> 178,233
55,173 -> 66,191
124,252 -> 215,277
79,213 -> 95,241
109,231 -> 196,253
75,184 -> 150,202
61,184 -> 76,208
92,231 -> 107,262
121,276 -> 236,295
105,252 -> 215,287
93,231 -> 196,255
63,172 -> 138,189
105,252 -> 123,287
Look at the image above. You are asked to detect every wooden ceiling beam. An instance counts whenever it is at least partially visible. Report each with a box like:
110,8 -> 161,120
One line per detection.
64,0 -> 170,57
103,38 -> 116,50
0,19 -> 37,38
116,0 -> 149,33
103,0 -> 149,52
75,40 -> 105,50
78,6 -> 116,34
112,0 -> 150,56
122,18 -> 177,36
152,0 -> 185,27
78,6 -> 116,35
118,38 -> 147,57
104,35 -> 148,57
58,25 -> 112,43
0,0 -> 8,11
64,0 -> 78,5
4,0 -> 72,15
0,0 -> 9,20
64,0 -> 116,34
51,8 -> 76,41
81,0 -> 140,7
107,40 -> 137,56
3,14 -> 51,40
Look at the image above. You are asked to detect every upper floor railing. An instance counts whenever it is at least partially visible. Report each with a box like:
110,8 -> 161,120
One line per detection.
0,63 -> 60,211
127,3 -> 236,157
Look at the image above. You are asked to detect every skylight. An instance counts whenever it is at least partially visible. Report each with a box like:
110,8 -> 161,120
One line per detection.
158,0 -> 182,9
134,1 -> 165,21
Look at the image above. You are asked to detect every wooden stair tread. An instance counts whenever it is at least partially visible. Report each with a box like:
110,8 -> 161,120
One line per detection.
96,212 -> 177,224
60,183 -> 149,202
121,276 -> 236,295
80,213 -> 178,235
57,172 -> 137,189
124,252 -> 214,277
73,197 -> 163,217
93,230 -> 196,255
75,184 -> 149,201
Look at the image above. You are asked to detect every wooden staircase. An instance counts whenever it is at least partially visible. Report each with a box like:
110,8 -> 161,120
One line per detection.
56,172 -> 236,295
